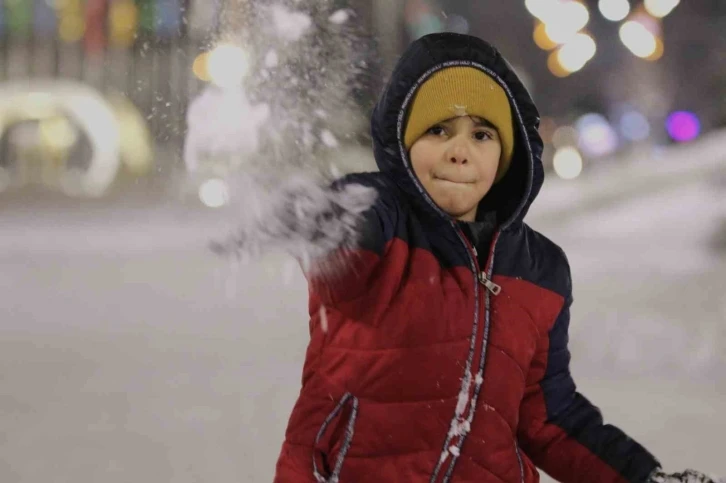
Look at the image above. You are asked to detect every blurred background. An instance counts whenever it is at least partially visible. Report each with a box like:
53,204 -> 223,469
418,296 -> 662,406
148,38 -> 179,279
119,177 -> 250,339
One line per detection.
1,1 -> 725,482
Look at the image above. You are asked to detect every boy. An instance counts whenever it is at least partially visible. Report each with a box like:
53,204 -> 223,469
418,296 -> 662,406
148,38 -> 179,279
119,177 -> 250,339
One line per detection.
226,33 -> 722,482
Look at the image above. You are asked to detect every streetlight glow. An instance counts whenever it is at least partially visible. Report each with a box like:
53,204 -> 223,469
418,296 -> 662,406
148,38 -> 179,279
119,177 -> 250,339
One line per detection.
598,0 -> 630,21
553,146 -> 583,180
543,1 -> 590,44
619,110 -> 651,142
646,36 -> 665,61
547,51 -> 570,77
619,21 -> 658,58
525,0 -> 557,21
557,33 -> 597,73
575,113 -> 618,157
199,178 -> 230,208
644,0 -> 680,18
533,21 -> 559,51
666,111 -> 701,143
206,44 -> 250,88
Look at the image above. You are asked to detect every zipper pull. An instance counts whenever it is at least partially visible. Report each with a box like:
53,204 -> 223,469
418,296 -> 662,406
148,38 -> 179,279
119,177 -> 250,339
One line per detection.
479,273 -> 501,295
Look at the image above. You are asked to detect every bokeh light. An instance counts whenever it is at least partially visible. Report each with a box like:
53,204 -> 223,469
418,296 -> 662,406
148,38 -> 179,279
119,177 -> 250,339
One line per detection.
645,36 -> 665,61
58,1 -> 86,44
575,113 -> 618,157
644,0 -> 680,18
598,0 -> 630,22
557,32 -> 597,73
199,178 -> 230,208
547,50 -> 570,78
206,44 -> 250,88
192,52 -> 212,82
108,0 -> 139,48
619,110 -> 651,142
525,0 -> 556,21
533,21 -> 558,51
553,146 -> 584,180
666,111 -> 701,143
619,20 -> 658,59
544,1 -> 590,44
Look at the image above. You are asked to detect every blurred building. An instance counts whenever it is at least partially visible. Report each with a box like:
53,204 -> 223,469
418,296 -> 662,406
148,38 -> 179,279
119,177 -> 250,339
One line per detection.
0,0 -> 220,197
0,0 -> 219,137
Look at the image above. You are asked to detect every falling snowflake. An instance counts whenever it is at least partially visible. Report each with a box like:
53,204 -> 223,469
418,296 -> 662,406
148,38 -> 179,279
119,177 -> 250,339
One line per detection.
270,4 -> 312,42
329,9 -> 350,24
265,50 -> 279,68
320,129 -> 339,148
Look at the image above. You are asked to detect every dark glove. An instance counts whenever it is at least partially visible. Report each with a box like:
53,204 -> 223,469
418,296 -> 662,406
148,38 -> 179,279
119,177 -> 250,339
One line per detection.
648,468 -> 724,483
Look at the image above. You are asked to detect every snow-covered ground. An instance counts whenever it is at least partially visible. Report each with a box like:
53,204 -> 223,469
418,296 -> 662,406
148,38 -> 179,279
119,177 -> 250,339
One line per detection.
1,135 -> 725,482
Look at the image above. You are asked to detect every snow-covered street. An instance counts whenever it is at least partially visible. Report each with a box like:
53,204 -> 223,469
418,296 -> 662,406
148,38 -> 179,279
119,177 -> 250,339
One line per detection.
1,136 -> 725,482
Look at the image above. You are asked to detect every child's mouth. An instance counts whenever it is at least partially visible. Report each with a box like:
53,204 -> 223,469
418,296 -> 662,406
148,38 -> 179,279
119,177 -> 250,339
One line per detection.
434,175 -> 475,185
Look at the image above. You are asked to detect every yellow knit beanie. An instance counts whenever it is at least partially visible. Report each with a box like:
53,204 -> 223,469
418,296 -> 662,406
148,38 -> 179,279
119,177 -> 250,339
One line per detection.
404,66 -> 514,182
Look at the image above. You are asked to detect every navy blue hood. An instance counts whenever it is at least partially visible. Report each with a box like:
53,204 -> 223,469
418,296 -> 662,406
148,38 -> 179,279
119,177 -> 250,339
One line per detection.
370,33 -> 545,228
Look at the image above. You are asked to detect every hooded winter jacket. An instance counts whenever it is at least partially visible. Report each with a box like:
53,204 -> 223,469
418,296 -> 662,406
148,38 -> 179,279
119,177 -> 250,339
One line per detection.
274,33 -> 660,483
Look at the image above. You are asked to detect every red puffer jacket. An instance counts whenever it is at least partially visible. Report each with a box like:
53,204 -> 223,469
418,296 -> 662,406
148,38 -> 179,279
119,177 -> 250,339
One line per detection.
274,33 -> 659,483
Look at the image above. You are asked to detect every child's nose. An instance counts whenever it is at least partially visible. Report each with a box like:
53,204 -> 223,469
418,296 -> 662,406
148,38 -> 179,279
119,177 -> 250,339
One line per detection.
448,143 -> 469,165
450,155 -> 468,165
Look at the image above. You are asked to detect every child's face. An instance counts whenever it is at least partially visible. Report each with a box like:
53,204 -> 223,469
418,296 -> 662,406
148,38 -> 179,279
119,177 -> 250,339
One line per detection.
409,116 -> 502,222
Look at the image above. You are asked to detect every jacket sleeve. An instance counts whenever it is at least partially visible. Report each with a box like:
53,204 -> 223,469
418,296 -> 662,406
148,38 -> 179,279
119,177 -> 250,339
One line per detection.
305,173 -> 401,324
517,252 -> 661,483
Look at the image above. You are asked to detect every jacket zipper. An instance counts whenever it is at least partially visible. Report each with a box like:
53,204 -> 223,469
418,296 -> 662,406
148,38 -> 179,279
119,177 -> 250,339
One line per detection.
431,230 -> 487,483
476,248 -> 523,483
436,235 -> 502,483
479,271 -> 502,295
473,247 -> 502,296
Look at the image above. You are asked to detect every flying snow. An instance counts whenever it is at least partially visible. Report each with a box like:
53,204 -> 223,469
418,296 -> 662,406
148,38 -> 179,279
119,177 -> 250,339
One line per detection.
320,129 -> 339,148
270,4 -> 312,42
264,50 -> 279,68
329,9 -> 351,25
184,88 -> 270,174
184,1 -> 374,275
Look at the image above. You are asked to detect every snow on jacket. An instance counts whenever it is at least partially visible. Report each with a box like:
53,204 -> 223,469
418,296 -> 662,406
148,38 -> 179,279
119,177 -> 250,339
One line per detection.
274,33 -> 660,483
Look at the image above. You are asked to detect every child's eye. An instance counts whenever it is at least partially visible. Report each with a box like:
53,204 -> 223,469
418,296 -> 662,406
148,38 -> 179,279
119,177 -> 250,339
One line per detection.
474,131 -> 493,141
427,125 -> 446,136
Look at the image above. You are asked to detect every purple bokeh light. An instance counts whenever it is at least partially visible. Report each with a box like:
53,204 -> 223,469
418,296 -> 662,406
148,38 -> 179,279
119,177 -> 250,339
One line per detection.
666,111 -> 701,143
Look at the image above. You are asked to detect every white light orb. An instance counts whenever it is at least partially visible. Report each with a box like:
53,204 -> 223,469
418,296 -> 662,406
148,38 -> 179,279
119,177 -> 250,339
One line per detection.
207,44 -> 250,88
553,146 -> 583,180
199,178 -> 230,208
544,1 -> 590,44
644,0 -> 680,18
598,0 -> 630,21
525,0 -> 557,20
619,21 -> 657,58
557,33 -> 597,73
619,110 -> 651,141
575,113 -> 618,157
